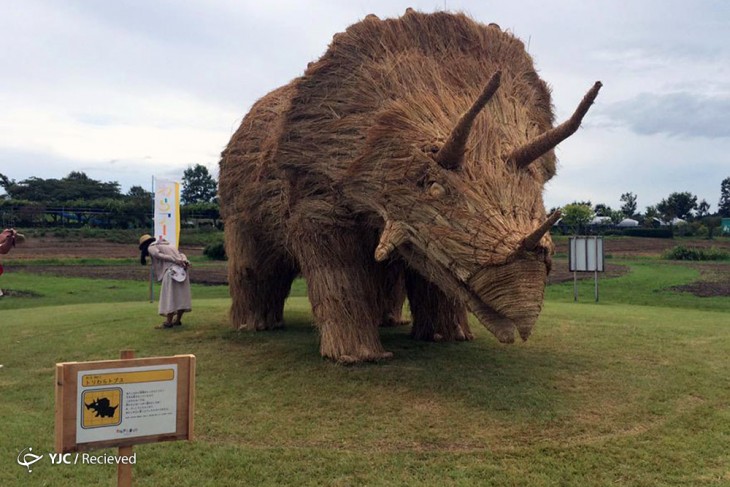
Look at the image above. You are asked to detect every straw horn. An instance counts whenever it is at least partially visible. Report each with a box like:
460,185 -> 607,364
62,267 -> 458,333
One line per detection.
434,71 -> 501,170
374,220 -> 408,261
521,211 -> 561,251
507,81 -> 602,169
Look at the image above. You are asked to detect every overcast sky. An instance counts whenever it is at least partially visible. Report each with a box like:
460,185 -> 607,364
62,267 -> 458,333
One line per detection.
1,0 -> 728,212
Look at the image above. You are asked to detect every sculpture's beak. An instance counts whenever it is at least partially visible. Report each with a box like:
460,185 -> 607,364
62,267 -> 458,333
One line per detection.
466,260 -> 547,343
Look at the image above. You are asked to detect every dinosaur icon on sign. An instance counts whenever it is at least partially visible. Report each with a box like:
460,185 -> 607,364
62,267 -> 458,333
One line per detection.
85,397 -> 118,418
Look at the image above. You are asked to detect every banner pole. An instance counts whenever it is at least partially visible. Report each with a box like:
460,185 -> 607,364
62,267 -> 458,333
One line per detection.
149,176 -> 154,303
594,236 -> 599,302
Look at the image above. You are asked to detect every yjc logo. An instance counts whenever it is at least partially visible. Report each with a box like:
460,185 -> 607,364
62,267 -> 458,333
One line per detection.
17,447 -> 43,473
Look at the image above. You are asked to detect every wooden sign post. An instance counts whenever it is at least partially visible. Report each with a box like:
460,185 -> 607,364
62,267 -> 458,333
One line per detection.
55,352 -> 195,486
118,350 -> 134,487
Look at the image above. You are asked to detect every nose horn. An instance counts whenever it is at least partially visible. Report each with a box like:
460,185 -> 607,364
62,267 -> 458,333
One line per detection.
522,211 -> 561,251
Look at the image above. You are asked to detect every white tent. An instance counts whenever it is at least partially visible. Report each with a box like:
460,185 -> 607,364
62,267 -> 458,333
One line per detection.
590,216 -> 612,225
617,218 -> 639,227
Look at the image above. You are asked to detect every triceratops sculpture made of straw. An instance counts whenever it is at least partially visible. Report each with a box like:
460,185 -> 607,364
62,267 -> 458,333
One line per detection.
219,10 -> 601,363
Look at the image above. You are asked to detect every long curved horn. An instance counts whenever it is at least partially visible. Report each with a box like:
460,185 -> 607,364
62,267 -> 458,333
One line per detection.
507,81 -> 602,169
435,71 -> 502,170
521,211 -> 561,251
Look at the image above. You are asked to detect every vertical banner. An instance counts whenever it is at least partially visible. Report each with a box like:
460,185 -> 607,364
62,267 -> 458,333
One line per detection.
154,178 -> 181,249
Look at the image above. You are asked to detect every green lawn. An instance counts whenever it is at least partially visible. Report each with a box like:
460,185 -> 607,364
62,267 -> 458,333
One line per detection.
548,258 -> 730,311
0,261 -> 728,486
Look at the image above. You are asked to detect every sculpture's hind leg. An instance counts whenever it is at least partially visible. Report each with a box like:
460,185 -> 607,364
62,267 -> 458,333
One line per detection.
405,269 -> 473,342
227,222 -> 297,331
379,261 -> 409,327
290,225 -> 391,363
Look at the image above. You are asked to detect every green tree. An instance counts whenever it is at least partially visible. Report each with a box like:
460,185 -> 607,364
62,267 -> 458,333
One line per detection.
656,192 -> 697,221
702,216 -> 722,239
127,185 -> 152,199
569,200 -> 592,208
59,171 -> 121,200
0,173 -> 11,193
719,177 -> 730,217
609,210 -> 624,224
643,205 -> 659,226
620,192 -> 637,217
562,203 -> 593,234
696,199 -> 710,218
3,176 -> 61,200
2,172 -> 121,202
181,164 -> 217,204
594,203 -> 612,216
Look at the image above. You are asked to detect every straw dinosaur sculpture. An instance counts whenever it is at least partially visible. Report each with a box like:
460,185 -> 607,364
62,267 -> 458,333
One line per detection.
219,10 -> 601,363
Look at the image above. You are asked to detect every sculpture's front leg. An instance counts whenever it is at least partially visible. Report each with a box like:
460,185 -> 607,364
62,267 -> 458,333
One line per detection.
291,224 -> 392,364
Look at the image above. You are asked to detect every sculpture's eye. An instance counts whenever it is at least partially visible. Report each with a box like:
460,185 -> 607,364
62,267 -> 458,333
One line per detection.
421,143 -> 440,155
428,182 -> 446,198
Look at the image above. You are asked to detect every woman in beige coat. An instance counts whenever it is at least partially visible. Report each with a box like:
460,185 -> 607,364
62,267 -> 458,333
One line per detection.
139,234 -> 192,329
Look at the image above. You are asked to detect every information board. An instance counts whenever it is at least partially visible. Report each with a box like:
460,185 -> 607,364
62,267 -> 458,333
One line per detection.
569,236 -> 604,272
56,355 -> 195,453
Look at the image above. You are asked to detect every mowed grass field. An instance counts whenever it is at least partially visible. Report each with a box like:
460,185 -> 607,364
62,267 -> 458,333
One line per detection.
0,253 -> 729,485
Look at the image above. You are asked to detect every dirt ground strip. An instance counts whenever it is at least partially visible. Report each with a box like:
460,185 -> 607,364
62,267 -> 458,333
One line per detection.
548,260 -> 628,284
670,263 -> 730,298
554,236 -> 730,257
6,237 -> 203,260
5,263 -> 228,285
2,236 -> 729,296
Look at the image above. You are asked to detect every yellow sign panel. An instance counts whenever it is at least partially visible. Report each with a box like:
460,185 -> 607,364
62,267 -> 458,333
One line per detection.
81,388 -> 122,429
81,368 -> 175,387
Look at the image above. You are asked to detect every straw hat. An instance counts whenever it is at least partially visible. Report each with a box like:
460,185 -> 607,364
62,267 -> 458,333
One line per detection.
138,234 -> 155,249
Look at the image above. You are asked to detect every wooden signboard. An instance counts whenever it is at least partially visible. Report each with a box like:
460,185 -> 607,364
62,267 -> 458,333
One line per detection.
55,354 -> 195,453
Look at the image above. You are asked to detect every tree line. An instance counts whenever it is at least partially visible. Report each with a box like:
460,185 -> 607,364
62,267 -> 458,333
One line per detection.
0,165 -> 219,229
556,177 -> 730,236
2,166 -> 728,235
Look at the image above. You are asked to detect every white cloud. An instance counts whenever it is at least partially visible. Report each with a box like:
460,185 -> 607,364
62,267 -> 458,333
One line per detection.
602,91 -> 730,138
1,0 -> 728,209
544,126 -> 730,211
